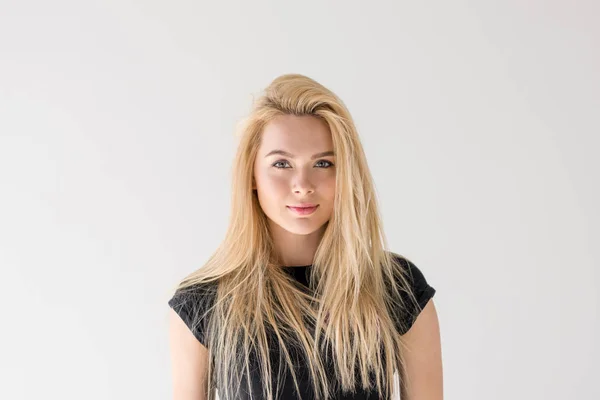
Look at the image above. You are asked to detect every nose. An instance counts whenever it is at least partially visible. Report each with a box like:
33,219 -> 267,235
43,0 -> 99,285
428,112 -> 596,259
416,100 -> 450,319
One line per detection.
292,169 -> 315,195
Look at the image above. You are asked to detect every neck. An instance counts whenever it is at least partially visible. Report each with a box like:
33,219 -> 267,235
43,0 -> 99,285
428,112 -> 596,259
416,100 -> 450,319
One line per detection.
269,221 -> 327,267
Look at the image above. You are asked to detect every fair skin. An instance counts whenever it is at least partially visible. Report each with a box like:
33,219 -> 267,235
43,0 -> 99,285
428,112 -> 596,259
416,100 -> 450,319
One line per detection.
169,309 -> 210,400
252,114 -> 336,266
401,299 -> 444,399
169,113 -> 443,399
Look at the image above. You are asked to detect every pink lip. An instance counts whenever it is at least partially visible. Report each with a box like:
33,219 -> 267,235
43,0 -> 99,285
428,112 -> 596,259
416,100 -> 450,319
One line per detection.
287,205 -> 319,215
288,203 -> 317,208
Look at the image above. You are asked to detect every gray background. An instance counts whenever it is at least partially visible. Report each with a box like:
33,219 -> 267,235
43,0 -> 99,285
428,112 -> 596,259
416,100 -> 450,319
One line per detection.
0,1 -> 598,399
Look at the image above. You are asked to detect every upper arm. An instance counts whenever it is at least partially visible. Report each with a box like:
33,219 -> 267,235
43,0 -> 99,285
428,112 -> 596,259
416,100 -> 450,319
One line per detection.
169,308 -> 210,400
400,298 -> 443,400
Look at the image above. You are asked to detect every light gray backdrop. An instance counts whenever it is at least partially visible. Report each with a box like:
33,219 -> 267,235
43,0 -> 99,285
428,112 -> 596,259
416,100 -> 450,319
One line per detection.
0,1 -> 598,399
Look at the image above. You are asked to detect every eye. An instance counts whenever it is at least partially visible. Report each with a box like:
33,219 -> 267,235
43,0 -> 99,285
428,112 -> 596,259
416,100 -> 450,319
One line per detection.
315,160 -> 334,168
272,159 -> 335,169
272,160 -> 291,169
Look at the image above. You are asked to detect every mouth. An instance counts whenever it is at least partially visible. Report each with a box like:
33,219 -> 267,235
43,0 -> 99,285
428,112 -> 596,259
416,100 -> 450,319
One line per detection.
287,204 -> 319,215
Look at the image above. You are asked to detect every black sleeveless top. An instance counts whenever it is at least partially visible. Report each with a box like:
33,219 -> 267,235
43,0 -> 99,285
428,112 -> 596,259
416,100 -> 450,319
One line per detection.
168,256 -> 436,399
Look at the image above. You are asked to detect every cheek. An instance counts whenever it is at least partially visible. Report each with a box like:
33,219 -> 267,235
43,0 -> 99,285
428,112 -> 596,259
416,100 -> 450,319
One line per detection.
321,174 -> 336,199
256,171 -> 288,196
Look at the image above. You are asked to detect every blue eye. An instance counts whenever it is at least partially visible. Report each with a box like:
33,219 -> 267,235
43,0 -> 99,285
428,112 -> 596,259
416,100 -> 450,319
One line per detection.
272,160 -> 335,169
272,160 -> 290,168
315,160 -> 334,168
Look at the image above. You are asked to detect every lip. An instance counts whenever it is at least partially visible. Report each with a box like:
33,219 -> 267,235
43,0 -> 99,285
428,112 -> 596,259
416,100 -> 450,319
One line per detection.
288,203 -> 318,208
287,204 -> 319,215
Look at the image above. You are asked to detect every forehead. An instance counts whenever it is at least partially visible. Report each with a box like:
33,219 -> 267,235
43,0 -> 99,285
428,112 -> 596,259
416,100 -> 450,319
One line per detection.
258,114 -> 332,154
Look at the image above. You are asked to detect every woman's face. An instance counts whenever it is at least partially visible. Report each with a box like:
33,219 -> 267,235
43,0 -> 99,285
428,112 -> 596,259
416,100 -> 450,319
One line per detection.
253,114 -> 336,235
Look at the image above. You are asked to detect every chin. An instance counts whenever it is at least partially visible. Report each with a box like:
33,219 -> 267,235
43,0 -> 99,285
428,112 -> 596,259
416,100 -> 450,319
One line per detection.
283,220 -> 328,236
287,227 -> 319,235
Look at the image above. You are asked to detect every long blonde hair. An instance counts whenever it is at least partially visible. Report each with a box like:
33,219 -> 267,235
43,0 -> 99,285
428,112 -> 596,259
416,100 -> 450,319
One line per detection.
173,73 -> 421,400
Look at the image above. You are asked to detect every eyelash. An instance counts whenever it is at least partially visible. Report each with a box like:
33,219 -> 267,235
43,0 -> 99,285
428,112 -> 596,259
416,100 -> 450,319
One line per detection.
272,160 -> 335,169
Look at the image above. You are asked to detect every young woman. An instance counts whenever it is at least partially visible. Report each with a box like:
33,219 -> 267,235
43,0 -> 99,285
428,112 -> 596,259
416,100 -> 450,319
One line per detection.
168,74 -> 442,400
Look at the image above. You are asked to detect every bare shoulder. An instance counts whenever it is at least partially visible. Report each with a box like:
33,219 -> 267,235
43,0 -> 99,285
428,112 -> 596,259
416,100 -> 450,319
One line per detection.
168,308 -> 210,400
400,298 -> 444,399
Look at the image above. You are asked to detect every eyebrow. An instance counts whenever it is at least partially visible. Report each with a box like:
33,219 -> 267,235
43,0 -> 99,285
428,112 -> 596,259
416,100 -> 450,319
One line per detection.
264,150 -> 335,159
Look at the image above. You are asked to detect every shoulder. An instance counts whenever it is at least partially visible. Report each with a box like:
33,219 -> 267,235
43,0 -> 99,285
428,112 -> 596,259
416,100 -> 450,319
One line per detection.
386,252 -> 437,335
168,280 -> 218,315
168,280 -> 219,346
389,253 -> 434,290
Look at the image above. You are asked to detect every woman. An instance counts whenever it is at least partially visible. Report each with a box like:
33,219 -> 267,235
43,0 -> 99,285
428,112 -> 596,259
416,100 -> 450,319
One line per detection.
168,74 -> 442,400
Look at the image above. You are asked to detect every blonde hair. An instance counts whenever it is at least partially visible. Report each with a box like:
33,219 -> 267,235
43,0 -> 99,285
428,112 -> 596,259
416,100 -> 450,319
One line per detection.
173,73 -> 421,400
